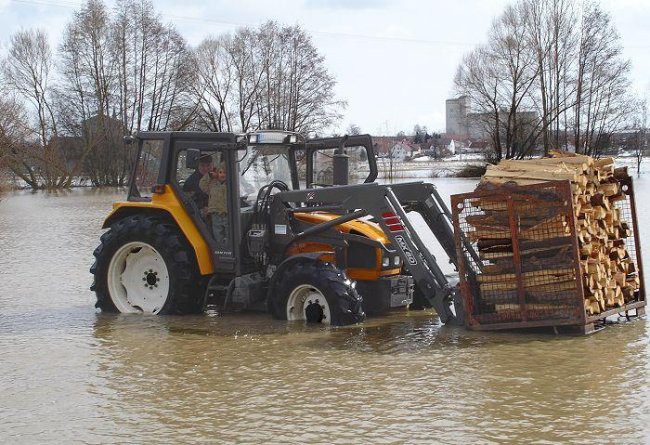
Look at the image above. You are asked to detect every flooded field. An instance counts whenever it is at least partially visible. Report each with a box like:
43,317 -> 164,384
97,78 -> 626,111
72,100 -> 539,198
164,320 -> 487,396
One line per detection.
1,177 -> 649,444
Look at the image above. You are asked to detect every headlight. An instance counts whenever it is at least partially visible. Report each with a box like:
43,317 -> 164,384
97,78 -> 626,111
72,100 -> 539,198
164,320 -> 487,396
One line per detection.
382,257 -> 390,267
393,256 -> 401,266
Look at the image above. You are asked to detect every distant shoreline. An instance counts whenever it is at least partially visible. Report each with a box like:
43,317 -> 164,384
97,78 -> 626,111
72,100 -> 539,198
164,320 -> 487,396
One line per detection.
1,155 -> 645,191
369,153 -> 645,179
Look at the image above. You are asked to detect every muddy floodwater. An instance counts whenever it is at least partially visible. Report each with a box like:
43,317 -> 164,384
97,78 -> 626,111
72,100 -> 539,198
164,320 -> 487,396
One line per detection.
1,177 -> 649,444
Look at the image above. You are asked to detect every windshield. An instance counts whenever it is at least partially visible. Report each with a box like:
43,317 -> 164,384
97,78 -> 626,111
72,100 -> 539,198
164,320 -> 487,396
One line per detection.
238,145 -> 294,200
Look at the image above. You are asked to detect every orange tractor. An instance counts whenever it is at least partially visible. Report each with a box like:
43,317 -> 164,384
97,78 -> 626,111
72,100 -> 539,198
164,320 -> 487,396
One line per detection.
91,131 -> 468,325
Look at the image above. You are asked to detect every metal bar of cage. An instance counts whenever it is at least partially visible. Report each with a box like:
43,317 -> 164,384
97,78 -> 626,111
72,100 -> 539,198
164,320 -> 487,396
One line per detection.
507,196 -> 527,322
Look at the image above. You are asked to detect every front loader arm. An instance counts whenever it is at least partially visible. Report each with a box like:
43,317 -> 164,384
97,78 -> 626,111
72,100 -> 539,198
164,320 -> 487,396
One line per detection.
274,182 -> 478,324
388,182 -> 482,272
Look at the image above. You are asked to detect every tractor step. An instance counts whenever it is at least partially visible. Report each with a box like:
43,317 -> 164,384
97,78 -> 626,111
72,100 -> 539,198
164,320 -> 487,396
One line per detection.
203,280 -> 233,310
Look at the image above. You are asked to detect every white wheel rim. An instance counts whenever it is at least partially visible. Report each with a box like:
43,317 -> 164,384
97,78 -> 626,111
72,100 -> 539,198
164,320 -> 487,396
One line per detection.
107,241 -> 170,314
286,284 -> 331,324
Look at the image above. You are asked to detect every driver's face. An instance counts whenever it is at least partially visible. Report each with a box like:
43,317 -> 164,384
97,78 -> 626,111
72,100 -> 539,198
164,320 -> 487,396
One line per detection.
198,161 -> 213,175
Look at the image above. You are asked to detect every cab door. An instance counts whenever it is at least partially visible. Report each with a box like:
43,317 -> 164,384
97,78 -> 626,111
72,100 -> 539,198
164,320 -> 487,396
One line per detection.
172,140 -> 239,274
305,134 -> 378,187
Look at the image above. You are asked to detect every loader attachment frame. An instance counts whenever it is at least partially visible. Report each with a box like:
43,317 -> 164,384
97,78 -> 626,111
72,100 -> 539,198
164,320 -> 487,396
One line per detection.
271,181 -> 480,324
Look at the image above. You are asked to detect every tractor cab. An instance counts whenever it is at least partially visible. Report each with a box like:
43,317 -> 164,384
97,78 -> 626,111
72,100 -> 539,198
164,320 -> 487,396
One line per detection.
122,130 -> 378,277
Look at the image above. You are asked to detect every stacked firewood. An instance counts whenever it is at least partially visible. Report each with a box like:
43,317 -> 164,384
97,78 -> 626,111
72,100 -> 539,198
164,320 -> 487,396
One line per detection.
468,150 -> 640,316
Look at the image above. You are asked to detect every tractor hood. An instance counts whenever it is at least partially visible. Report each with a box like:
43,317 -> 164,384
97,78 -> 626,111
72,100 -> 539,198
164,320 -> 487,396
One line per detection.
293,211 -> 390,245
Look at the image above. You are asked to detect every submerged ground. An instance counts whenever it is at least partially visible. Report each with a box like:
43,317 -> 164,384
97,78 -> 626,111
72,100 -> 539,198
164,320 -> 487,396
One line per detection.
0,177 -> 649,444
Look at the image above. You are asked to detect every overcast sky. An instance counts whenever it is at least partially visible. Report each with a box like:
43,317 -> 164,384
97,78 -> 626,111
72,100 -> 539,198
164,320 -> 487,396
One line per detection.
1,0 -> 648,135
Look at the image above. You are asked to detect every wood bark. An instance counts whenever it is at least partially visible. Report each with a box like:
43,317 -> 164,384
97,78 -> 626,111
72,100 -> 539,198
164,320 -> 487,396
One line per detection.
465,151 -> 641,317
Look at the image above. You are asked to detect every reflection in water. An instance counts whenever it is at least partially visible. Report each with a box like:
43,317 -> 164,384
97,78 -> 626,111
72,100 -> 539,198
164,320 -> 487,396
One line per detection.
1,181 -> 649,444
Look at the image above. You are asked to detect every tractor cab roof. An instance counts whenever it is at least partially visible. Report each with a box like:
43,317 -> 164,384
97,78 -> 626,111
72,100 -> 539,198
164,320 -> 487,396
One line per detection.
131,130 -> 305,149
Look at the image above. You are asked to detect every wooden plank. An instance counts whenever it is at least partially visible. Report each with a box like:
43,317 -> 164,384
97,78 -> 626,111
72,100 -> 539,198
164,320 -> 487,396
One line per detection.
598,182 -> 619,197
497,159 -> 590,173
594,157 -> 615,168
483,168 -> 578,182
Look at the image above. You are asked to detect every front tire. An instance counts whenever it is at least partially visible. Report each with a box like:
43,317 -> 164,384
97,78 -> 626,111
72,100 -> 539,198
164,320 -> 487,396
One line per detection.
90,215 -> 202,314
271,261 -> 365,326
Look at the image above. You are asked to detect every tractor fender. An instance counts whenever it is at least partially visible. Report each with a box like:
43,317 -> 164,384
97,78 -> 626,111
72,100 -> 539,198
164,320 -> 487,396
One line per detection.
101,188 -> 214,276
266,252 -> 330,301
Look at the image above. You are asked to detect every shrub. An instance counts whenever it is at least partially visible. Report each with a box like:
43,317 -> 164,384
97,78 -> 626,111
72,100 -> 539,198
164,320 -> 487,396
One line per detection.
456,164 -> 487,178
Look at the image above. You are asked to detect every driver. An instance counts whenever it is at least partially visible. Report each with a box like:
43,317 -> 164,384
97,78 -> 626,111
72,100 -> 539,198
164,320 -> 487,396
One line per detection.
183,153 -> 212,214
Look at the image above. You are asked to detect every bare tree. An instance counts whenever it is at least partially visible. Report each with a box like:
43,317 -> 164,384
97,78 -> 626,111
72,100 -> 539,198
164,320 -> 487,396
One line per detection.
256,23 -> 345,134
192,36 -> 235,132
1,29 -> 72,188
58,0 -> 120,186
493,2 -> 541,158
574,3 -> 631,156
455,47 -> 503,160
455,0 -> 632,159
53,0 -> 195,186
193,21 -> 345,135
191,29 -> 260,132
229,28 -> 265,132
2,3 -> 342,188
0,95 -> 39,188
346,123 -> 361,135
455,1 -> 569,160
628,98 -> 648,175
523,0 -> 579,153
111,0 -> 195,135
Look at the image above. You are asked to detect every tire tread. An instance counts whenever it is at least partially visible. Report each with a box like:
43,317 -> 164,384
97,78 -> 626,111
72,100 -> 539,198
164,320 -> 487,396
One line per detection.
90,214 -> 202,314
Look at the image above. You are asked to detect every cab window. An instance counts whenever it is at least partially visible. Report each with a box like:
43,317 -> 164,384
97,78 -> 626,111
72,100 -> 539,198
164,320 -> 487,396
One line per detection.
311,145 -> 370,186
130,139 -> 164,200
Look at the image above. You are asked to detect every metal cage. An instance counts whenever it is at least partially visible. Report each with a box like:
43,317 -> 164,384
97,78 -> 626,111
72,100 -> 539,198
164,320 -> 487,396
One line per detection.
451,179 -> 645,333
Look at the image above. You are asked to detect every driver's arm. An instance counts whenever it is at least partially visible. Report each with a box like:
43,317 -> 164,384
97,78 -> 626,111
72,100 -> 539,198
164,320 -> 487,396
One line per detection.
183,172 -> 197,193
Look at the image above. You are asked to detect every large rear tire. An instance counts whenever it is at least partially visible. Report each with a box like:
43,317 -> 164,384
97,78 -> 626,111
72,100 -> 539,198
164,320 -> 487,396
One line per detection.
271,261 -> 365,326
90,215 -> 202,314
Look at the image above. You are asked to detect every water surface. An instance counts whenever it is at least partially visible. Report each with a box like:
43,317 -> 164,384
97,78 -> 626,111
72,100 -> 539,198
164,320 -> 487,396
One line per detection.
1,177 -> 649,444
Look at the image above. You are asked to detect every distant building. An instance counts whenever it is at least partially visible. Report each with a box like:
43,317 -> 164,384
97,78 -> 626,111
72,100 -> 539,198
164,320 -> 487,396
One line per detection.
467,140 -> 489,152
423,136 -> 467,158
446,95 -> 540,145
446,95 -> 493,138
389,143 -> 409,160
467,110 -> 539,140
372,137 -> 421,159
389,141 -> 420,160
372,136 -> 400,157
448,139 -> 457,155
446,96 -> 470,135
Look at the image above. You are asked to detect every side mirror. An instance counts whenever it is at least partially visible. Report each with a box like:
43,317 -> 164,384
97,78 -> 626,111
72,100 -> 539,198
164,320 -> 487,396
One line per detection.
186,148 -> 201,169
